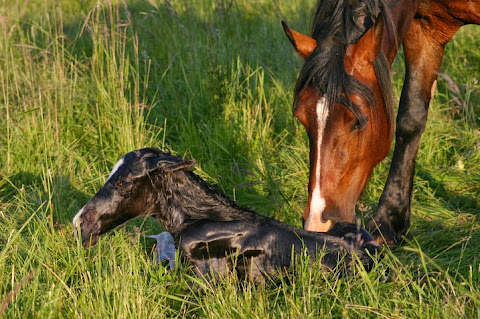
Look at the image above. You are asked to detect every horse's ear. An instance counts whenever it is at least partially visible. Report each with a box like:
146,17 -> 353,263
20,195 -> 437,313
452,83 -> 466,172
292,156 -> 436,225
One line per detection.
282,21 -> 317,60
345,15 -> 384,74
164,159 -> 196,172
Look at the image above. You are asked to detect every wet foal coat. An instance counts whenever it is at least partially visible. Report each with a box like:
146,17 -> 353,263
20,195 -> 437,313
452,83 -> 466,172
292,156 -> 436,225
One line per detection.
73,148 -> 378,280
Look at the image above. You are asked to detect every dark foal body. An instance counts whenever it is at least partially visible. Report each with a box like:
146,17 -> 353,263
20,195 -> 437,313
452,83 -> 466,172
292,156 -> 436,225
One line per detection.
73,148 -> 378,280
282,0 -> 480,245
179,213 -> 375,279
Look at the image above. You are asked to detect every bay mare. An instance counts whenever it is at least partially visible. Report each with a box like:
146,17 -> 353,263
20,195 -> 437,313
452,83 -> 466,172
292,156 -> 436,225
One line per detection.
282,0 -> 480,245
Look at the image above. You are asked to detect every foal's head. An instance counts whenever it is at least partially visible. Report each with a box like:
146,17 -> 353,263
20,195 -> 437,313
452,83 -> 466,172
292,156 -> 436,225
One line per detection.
283,12 -> 394,232
73,148 -> 195,247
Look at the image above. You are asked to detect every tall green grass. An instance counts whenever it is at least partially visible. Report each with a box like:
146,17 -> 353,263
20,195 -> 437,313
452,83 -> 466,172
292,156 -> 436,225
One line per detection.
0,0 -> 479,317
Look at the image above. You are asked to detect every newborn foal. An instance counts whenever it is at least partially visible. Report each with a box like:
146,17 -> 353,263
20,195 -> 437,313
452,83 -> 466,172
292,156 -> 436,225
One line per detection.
73,148 -> 379,280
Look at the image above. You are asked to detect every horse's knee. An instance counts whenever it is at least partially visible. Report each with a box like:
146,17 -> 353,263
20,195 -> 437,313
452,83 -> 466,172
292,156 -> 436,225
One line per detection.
396,102 -> 428,138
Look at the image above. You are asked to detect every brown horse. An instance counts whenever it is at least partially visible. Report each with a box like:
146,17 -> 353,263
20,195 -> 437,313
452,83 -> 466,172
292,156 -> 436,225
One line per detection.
282,0 -> 480,245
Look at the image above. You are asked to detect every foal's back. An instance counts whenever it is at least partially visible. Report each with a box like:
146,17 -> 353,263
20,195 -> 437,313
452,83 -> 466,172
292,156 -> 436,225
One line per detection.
177,214 -> 377,279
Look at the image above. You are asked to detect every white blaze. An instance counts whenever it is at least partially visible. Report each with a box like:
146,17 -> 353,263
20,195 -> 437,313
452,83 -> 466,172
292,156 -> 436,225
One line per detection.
72,206 -> 84,231
73,156 -> 125,230
304,97 -> 330,231
106,157 -> 125,182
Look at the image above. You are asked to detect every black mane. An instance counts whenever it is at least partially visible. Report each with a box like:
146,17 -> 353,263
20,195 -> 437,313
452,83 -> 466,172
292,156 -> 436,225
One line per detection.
295,0 -> 394,125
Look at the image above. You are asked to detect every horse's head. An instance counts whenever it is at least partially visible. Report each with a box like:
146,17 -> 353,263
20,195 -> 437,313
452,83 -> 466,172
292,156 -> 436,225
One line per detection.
72,148 -> 195,247
283,16 -> 394,232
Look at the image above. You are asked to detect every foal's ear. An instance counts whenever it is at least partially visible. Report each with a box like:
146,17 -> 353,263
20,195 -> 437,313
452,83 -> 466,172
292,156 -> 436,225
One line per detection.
282,21 -> 317,60
345,15 -> 384,74
164,158 -> 196,172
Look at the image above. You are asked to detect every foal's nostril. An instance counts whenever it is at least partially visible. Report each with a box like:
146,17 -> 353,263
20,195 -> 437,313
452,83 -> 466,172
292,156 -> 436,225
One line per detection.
73,218 -> 82,237
82,233 -> 98,248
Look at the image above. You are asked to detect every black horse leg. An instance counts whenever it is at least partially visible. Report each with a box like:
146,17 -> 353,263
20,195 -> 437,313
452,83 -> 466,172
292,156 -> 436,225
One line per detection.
367,19 -> 457,246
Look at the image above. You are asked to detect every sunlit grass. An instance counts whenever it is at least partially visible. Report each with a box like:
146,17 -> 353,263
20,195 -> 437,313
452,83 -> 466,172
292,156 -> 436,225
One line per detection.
0,0 -> 479,317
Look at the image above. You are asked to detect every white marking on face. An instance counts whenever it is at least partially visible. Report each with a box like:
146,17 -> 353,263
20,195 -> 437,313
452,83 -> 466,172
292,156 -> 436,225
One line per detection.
72,206 -> 85,231
107,157 -> 125,182
73,156 -> 125,231
304,97 -> 331,231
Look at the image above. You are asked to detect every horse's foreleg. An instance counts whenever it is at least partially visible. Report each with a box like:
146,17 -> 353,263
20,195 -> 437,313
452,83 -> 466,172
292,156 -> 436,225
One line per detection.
367,17 -> 460,246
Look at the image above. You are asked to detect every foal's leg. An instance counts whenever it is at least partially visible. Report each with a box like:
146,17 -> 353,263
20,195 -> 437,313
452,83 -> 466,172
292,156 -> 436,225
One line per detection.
147,232 -> 177,269
367,15 -> 462,246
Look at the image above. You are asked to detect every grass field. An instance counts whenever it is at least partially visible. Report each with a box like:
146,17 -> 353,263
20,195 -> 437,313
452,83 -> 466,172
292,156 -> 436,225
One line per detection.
0,0 -> 479,317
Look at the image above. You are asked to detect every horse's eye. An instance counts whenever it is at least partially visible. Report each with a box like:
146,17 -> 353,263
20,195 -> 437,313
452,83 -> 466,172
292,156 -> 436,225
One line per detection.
352,116 -> 369,131
353,120 -> 362,130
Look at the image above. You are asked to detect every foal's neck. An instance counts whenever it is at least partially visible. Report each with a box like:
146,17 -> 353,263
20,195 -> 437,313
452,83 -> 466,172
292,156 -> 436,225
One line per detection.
156,170 -> 251,234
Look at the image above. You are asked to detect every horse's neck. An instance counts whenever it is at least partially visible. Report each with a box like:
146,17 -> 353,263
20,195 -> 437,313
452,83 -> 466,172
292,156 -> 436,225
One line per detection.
158,171 -> 250,228
382,0 -> 419,64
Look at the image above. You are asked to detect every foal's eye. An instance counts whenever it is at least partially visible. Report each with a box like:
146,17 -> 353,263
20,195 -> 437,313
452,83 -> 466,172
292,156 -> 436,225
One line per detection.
117,180 -> 132,188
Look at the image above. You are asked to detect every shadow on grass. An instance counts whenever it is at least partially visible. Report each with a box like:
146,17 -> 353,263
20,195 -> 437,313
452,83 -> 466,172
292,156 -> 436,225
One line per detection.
416,168 -> 480,218
44,0 -> 310,222
405,215 -> 480,276
0,171 -> 166,255
0,171 -> 91,225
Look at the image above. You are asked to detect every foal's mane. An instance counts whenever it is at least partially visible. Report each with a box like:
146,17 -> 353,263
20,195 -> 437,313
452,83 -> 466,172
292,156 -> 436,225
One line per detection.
296,0 -> 395,126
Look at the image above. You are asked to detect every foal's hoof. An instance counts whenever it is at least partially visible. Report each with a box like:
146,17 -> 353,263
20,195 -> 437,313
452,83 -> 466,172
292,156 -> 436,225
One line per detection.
326,222 -> 382,270
326,222 -> 378,250
147,232 -> 177,270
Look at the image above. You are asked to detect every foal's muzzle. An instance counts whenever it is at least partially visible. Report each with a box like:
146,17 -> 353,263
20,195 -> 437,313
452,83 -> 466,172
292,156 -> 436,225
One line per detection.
73,210 -> 100,248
